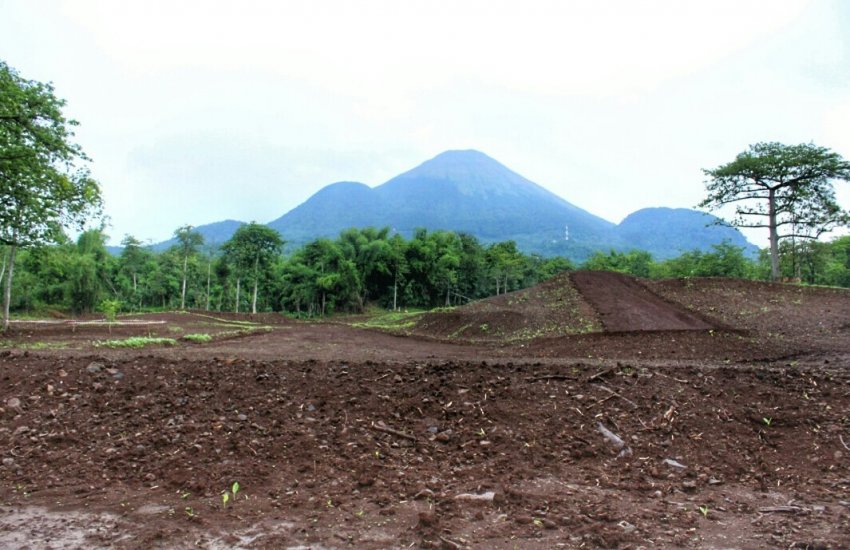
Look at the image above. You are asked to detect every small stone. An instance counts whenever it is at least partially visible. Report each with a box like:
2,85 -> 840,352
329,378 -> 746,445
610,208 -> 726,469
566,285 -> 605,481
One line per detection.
515,514 -> 533,525
663,458 -> 687,469
541,518 -> 558,530
237,414 -> 248,422
436,430 -> 452,443
682,480 -> 697,491
2,458 -> 14,467
6,397 -> 21,409
86,362 -> 104,374
618,520 -> 637,533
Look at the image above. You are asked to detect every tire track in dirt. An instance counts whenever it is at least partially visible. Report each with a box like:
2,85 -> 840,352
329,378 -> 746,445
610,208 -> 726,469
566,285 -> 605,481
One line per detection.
570,270 -> 719,332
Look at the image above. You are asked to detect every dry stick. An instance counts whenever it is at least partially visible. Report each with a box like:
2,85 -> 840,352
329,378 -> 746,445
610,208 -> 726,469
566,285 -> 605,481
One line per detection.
759,506 -> 807,514
370,422 -> 416,442
840,434 -> 850,452
525,374 -> 578,382
587,366 -> 617,383
598,385 -> 639,409
586,394 -> 616,410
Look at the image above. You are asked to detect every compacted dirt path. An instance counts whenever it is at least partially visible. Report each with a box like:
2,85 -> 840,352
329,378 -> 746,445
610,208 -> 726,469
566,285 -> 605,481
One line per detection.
570,271 -> 717,332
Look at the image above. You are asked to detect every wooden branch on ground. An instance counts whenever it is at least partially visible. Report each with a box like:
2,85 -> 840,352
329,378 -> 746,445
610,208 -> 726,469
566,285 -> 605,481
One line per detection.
598,384 -> 639,409
840,434 -> 850,452
525,374 -> 578,382
759,506 -> 808,514
370,421 -> 416,442
587,366 -> 616,383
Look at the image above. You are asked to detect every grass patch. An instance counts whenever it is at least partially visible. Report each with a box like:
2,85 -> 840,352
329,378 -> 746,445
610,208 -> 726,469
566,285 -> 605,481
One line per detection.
183,333 -> 212,343
351,310 -> 424,331
93,337 -> 177,349
0,340 -> 70,350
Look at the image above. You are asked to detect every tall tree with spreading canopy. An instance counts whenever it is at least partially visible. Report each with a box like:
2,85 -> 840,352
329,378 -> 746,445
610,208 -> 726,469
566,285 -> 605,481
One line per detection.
700,142 -> 850,281
0,61 -> 102,330
173,225 -> 204,310
221,223 -> 284,314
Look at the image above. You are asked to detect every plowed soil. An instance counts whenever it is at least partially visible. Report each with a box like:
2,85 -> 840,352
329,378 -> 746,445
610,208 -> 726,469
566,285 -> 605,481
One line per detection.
1,272 -> 850,549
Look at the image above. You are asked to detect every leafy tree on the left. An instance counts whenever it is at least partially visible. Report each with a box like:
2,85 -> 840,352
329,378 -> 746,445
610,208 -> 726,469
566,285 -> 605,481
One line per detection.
0,61 -> 102,330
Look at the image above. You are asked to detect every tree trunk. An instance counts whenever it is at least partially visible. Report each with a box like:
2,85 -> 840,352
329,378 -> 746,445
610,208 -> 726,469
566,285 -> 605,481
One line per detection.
252,256 -> 259,314
2,245 -> 17,332
235,278 -> 241,313
392,269 -> 398,311
768,190 -> 780,281
181,254 -> 188,309
206,261 -> 211,311
445,283 -> 451,306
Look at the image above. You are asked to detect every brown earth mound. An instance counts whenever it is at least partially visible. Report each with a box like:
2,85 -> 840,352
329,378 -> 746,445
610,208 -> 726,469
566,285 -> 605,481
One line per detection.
570,271 -> 719,332
412,272 -> 600,342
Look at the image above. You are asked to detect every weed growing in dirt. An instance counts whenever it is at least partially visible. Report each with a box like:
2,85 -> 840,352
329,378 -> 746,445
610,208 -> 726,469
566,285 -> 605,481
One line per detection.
221,482 -> 240,508
182,333 -> 212,343
93,337 -> 177,349
99,299 -> 121,322
699,505 -> 710,518
762,417 -> 773,426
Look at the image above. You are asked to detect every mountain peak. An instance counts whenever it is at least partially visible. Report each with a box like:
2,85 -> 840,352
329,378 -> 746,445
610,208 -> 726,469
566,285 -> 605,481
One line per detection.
384,149 -> 546,201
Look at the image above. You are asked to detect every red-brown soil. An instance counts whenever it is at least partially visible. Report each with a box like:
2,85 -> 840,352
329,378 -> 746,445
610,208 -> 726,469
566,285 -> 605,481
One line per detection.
1,272 -> 849,549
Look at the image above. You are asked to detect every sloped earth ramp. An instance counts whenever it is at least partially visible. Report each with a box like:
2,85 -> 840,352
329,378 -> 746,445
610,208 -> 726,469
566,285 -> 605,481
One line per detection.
570,270 -> 718,332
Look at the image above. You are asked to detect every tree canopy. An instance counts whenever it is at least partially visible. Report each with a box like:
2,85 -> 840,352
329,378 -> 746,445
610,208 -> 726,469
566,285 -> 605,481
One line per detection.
700,142 -> 850,281
1,60 -> 102,329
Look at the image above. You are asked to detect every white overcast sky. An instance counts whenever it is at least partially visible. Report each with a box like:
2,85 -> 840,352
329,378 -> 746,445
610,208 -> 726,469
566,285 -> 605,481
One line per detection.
2,0 -> 849,247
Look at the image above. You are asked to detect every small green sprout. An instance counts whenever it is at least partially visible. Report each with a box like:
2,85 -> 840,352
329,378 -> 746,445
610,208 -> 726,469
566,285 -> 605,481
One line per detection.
355,510 -> 365,518
185,506 -> 196,518
231,481 -> 240,499
699,505 -> 709,518
532,518 -> 544,527
762,417 -> 772,427
222,491 -> 230,508
476,428 -> 486,438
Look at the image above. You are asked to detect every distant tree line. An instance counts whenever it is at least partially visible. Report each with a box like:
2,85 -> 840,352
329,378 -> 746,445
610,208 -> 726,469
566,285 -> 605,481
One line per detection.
3,225 -> 849,318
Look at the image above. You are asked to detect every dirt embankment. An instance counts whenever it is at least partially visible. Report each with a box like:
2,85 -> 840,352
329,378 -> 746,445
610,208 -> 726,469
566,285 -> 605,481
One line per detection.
570,271 -> 719,332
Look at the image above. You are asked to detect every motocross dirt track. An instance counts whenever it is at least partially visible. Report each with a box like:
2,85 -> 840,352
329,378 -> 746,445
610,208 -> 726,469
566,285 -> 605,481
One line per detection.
1,271 -> 849,549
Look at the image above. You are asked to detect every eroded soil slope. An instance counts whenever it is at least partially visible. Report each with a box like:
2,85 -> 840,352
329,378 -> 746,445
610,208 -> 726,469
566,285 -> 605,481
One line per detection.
570,271 -> 718,332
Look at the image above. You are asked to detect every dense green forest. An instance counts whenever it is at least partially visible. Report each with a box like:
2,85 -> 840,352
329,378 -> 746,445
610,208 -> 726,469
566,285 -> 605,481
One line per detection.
2,224 -> 848,318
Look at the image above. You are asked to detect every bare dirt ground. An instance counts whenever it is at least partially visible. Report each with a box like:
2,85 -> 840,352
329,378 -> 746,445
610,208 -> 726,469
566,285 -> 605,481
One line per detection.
1,271 -> 849,549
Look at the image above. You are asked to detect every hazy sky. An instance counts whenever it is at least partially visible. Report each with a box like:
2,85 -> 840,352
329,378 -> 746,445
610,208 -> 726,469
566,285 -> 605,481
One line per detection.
2,0 -> 849,247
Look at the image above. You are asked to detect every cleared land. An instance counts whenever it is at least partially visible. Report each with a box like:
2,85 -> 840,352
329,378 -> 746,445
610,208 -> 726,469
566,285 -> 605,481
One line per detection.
1,271 -> 849,549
